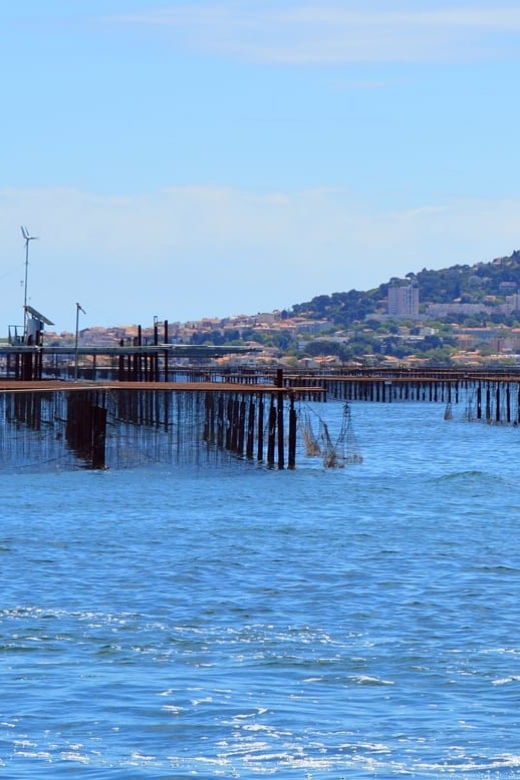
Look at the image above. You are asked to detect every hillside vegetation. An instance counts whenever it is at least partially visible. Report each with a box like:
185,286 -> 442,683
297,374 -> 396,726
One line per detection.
180,250 -> 520,366
290,250 -> 520,327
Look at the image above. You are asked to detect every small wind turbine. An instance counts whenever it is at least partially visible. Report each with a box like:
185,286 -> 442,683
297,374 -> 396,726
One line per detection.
21,225 -> 38,337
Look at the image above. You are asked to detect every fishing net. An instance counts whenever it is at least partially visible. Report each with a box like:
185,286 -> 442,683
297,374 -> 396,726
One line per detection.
301,411 -> 322,457
300,403 -> 363,468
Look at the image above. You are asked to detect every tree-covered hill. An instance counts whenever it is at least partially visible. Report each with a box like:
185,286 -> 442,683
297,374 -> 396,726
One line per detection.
290,250 -> 520,327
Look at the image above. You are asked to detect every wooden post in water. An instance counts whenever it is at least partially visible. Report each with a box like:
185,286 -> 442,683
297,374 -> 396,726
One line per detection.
208,393 -> 215,443
231,396 -> 240,453
66,391 -> 107,468
276,369 -> 284,469
225,396 -> 233,450
246,398 -> 255,459
91,404 -> 107,470
288,394 -> 296,469
163,390 -> 170,432
238,398 -> 246,456
267,396 -> 276,467
217,395 -> 224,447
257,396 -> 264,462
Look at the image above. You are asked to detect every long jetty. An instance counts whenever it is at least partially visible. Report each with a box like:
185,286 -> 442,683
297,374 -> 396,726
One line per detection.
288,366 -> 520,421
0,374 -> 308,472
2,338 -> 520,470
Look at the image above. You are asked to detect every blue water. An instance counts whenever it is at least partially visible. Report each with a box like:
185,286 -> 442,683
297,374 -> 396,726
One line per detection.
2,401 -> 520,778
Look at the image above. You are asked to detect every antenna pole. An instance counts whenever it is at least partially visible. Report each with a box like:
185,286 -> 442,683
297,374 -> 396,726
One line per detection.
74,302 -> 86,380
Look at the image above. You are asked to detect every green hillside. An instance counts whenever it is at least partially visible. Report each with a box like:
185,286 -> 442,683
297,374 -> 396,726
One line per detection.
290,250 -> 520,327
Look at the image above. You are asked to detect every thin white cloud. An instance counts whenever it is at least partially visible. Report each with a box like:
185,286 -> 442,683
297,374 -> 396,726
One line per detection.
107,3 -> 520,64
0,185 -> 518,330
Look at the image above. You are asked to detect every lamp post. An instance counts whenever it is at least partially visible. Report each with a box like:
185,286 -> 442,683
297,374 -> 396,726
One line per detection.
74,302 -> 86,380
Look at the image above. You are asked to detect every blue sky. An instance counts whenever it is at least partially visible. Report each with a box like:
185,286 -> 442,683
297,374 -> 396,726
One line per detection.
2,1 -> 520,331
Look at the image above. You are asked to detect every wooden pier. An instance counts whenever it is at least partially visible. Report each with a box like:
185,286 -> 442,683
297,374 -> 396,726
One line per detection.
292,367 -> 520,424
0,376 -> 308,471
3,344 -> 520,470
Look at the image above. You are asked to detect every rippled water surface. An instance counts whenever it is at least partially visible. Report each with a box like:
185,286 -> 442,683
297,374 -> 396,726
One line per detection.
2,402 -> 520,778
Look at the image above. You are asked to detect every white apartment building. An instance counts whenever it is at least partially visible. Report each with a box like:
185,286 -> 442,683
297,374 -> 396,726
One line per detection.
388,283 -> 419,318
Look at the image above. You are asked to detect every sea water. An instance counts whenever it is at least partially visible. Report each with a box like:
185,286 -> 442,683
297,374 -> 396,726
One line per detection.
1,400 -> 520,778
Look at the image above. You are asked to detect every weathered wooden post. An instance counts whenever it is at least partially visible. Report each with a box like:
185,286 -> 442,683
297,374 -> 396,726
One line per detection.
225,396 -> 233,450
257,396 -> 264,462
288,394 -> 296,470
238,398 -> 246,456
246,398 -> 255,459
276,369 -> 284,469
91,404 -> 107,470
216,394 -> 224,447
267,396 -> 276,467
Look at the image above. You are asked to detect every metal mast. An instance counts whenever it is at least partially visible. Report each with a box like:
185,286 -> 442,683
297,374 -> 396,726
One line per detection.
20,226 -> 38,339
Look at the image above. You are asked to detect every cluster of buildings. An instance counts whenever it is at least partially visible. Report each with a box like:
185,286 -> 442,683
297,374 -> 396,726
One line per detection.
34,276 -> 520,368
387,281 -> 520,320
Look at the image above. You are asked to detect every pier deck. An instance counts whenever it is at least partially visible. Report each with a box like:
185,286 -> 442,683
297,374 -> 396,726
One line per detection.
0,380 -> 301,394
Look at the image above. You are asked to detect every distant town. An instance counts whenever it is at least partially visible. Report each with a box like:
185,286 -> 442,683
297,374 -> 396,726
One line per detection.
32,250 -> 520,368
